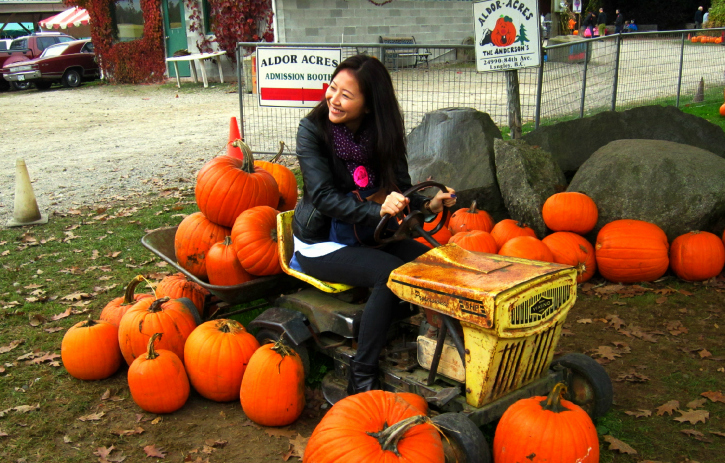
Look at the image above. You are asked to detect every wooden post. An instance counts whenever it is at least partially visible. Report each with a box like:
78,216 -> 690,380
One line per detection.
506,69 -> 522,139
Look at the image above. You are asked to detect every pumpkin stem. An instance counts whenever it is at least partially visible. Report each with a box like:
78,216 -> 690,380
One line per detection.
81,315 -> 97,328
138,275 -> 157,299
468,200 -> 478,214
368,414 -> 430,456
270,227 -> 278,243
540,382 -> 571,413
145,333 -> 163,360
149,297 -> 170,313
218,319 -> 238,334
270,141 -> 285,163
222,235 -> 233,246
231,139 -> 256,173
122,275 -> 145,305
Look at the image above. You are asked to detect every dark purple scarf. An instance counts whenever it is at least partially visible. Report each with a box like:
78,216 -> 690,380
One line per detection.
330,122 -> 378,191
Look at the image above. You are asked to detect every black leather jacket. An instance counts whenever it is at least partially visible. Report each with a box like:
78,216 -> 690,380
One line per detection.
292,116 -> 427,244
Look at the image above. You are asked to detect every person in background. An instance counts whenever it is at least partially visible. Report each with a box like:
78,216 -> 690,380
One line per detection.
597,8 -> 607,37
694,6 -> 704,29
292,54 -> 456,395
615,9 -> 624,34
703,8 -> 709,25
622,20 -> 631,33
628,19 -> 638,32
584,10 -> 596,37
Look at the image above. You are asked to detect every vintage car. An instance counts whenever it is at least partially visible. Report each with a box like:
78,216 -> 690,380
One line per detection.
1,39 -> 99,90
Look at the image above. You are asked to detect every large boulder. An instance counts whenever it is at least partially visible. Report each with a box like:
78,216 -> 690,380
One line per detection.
523,105 -> 725,179
568,139 -> 725,241
493,139 -> 567,238
407,108 -> 506,220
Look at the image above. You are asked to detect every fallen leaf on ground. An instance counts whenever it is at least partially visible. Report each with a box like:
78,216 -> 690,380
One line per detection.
701,391 -> 725,403
27,352 -> 60,365
699,349 -> 712,359
78,411 -> 105,421
94,446 -> 115,459
111,427 -> 144,436
204,439 -> 228,448
61,292 -> 92,301
1,429 -> 10,437
656,400 -> 680,416
265,427 -> 297,439
151,416 -> 162,425
655,297 -> 668,304
686,398 -> 707,409
144,445 -> 166,458
606,314 -> 626,329
615,369 -> 649,383
711,431 -> 725,438
625,409 -> 652,418
28,314 -> 47,326
0,340 -> 24,354
576,318 -> 592,324
593,346 -> 622,361
681,429 -> 712,442
602,435 -> 637,454
673,409 -> 709,425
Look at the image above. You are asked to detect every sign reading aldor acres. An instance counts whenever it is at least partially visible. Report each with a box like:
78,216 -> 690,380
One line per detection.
473,0 -> 541,72
256,47 -> 342,108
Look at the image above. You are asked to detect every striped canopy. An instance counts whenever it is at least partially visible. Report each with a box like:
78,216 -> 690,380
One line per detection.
39,7 -> 90,30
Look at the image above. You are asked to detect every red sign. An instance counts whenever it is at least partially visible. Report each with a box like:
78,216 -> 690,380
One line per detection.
260,83 -> 329,102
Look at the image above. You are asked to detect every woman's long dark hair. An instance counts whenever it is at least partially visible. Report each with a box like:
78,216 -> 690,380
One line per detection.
308,54 -> 406,193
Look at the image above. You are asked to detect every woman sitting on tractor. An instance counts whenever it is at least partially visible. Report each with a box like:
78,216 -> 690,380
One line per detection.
291,54 -> 457,395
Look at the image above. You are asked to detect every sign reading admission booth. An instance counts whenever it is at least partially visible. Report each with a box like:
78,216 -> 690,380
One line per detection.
473,0 -> 541,72
256,47 -> 341,108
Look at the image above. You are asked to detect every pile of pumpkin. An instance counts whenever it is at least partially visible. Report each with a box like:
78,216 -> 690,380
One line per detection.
175,121 -> 297,286
418,192 -> 725,284
691,34 -> 723,44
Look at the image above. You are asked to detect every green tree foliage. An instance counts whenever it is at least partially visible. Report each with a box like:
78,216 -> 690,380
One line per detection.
708,0 -> 725,27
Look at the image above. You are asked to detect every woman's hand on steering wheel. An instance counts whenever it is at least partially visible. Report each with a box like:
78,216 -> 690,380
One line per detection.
428,187 -> 457,214
380,192 -> 409,217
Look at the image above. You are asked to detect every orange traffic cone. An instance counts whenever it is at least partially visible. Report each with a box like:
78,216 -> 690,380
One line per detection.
227,116 -> 244,160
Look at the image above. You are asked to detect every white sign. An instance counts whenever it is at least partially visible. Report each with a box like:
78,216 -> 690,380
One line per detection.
473,0 -> 541,72
256,47 -> 341,108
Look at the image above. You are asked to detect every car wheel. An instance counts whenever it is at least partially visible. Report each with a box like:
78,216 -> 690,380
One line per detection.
34,82 -> 52,90
254,328 -> 310,378
62,69 -> 82,88
11,81 -> 32,91
432,413 -> 492,463
550,353 -> 613,420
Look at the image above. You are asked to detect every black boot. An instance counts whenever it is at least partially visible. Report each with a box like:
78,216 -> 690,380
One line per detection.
346,359 -> 381,395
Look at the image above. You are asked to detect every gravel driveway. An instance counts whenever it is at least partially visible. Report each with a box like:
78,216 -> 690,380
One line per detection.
1,83 -> 242,225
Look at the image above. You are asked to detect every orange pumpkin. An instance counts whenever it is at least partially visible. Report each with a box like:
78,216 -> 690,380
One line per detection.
449,230 -> 498,253
100,275 -> 153,327
254,147 -> 298,212
118,297 -> 198,366
396,392 -> 429,415
128,333 -> 190,414
499,236 -> 554,262
231,205 -> 282,276
720,102 -> 725,117
206,236 -> 256,286
61,318 -> 122,381
240,339 -> 305,427
542,192 -> 598,235
669,231 -> 725,281
448,200 -> 494,235
490,219 -> 537,249
595,219 -> 669,283
493,383 -> 599,463
174,212 -> 229,279
543,232 -> 597,283
303,390 -> 443,463
195,145 -> 279,228
184,319 -> 260,402
155,273 -> 209,319
415,212 -> 452,248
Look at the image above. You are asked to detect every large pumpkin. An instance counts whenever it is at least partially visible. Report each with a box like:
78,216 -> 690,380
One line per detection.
449,230 -> 498,253
174,212 -> 229,279
490,219 -> 537,249
415,212 -> 452,248
491,15 -> 517,47
118,297 -> 198,366
231,205 -> 282,276
128,333 -> 190,414
493,383 -> 599,463
240,339 -> 305,427
254,145 -> 298,212
669,231 -> 725,281
543,232 -> 597,283
195,145 -> 279,228
595,219 -> 669,283
61,318 -> 122,381
499,236 -> 554,262
155,273 -> 209,319
206,236 -> 256,286
184,319 -> 260,402
542,192 -> 598,235
99,275 -> 153,327
448,200 -> 494,235
303,390 -> 443,463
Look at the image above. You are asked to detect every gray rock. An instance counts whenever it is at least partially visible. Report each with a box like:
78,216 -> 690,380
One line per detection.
568,139 -> 725,241
494,139 -> 567,237
407,108 -> 506,220
523,105 -> 725,178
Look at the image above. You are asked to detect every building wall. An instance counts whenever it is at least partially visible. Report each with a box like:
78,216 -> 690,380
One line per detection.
275,0 -> 477,45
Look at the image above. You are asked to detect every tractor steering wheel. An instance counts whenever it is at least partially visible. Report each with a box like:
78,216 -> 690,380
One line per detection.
373,181 -> 450,246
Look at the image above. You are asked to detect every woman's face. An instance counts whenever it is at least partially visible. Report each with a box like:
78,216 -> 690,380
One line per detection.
326,69 -> 367,132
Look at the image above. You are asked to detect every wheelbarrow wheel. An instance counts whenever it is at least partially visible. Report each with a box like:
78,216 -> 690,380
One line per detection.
254,328 -> 310,378
432,413 -> 492,463
551,353 -> 613,420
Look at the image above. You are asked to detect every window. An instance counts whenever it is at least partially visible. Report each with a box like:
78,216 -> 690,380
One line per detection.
58,36 -> 76,43
81,42 -> 95,53
9,38 -> 27,51
37,37 -> 56,52
40,43 -> 69,58
112,0 -> 145,42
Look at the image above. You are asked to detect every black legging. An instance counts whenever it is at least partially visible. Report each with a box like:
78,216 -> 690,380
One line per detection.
295,239 -> 429,364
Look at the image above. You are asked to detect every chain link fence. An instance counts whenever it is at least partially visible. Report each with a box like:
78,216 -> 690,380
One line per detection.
236,29 -> 725,155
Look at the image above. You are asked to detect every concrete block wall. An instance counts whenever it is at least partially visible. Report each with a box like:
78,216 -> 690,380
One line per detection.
275,0 -> 476,46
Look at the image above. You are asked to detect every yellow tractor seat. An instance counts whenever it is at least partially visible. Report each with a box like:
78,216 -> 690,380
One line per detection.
277,210 -> 354,293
